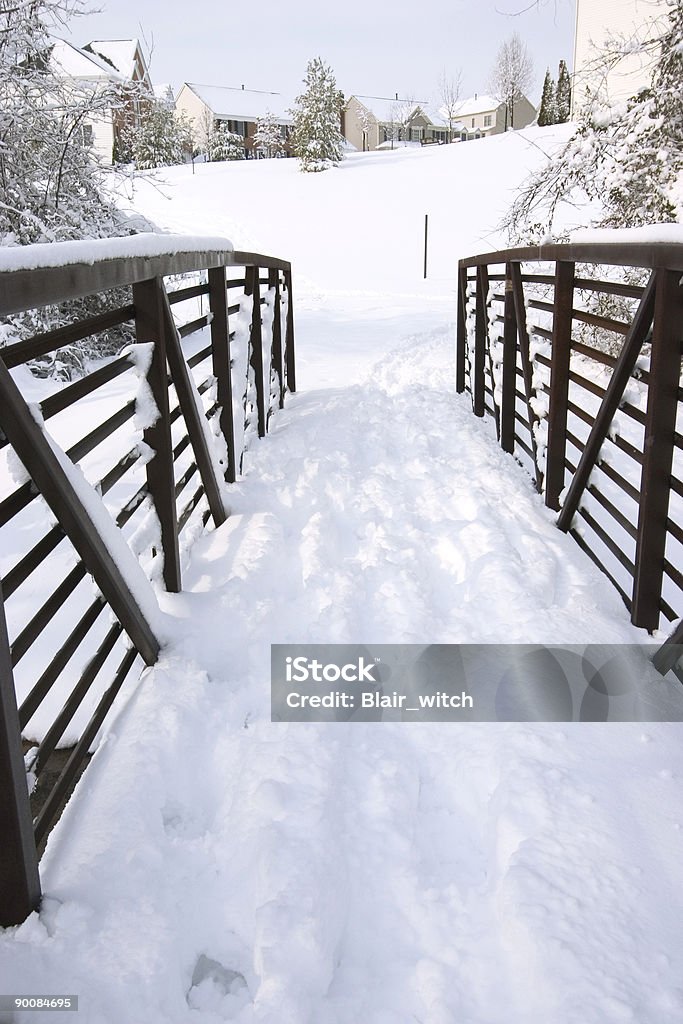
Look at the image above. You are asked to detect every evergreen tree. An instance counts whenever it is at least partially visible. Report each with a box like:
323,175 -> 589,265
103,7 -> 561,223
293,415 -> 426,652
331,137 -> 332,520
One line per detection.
254,111 -> 284,158
122,102 -> 191,169
290,57 -> 344,172
538,69 -> 557,126
504,4 -> 683,240
556,59 -> 572,122
209,122 -> 244,161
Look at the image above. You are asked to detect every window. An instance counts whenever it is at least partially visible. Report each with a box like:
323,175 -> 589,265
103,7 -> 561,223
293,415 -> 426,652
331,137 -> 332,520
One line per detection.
81,123 -> 93,147
484,114 -> 492,127
471,117 -> 475,128
461,131 -> 468,142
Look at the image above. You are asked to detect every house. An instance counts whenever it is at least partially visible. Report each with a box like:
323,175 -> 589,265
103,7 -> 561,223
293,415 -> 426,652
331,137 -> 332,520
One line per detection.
175,83 -> 294,158
448,93 -> 536,140
49,37 -> 152,164
572,0 -> 668,112
343,95 -> 449,152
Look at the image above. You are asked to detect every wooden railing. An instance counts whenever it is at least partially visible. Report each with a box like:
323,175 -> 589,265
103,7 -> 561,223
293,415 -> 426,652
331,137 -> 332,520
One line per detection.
457,241 -> 683,675
0,238 -> 295,925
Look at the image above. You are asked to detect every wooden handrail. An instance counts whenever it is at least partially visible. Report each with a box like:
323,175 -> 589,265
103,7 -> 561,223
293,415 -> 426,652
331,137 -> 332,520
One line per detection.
459,239 -> 683,273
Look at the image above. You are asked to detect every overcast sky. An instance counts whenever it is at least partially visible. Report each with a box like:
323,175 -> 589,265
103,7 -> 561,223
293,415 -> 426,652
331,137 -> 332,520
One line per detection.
66,0 -> 575,107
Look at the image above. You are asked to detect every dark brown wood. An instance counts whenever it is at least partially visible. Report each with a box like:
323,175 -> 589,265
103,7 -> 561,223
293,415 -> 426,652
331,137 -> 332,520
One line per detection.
178,314 -> 211,339
557,271 -> 657,533
248,267 -> 267,437
510,262 -> 543,491
459,240 -> 683,274
284,268 -> 296,394
134,278 -> 181,593
500,264 -> 517,453
168,282 -> 210,305
0,357 -> 160,666
654,619 -> 683,675
270,268 -> 285,410
473,265 -> 488,417
208,266 -> 237,483
0,581 -> 41,926
632,269 -> 683,631
545,261 -> 575,510
456,266 -> 468,394
160,287 -> 227,527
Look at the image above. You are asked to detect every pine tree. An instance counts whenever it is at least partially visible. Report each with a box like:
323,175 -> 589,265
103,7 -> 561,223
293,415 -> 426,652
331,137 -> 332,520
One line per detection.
209,122 -> 244,162
538,69 -> 557,126
123,101 -> 191,169
254,111 -> 284,158
556,60 -> 572,122
290,57 -> 344,172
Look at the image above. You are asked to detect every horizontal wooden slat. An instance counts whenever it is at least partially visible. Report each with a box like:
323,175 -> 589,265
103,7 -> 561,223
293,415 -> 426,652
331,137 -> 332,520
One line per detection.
0,305 -> 135,367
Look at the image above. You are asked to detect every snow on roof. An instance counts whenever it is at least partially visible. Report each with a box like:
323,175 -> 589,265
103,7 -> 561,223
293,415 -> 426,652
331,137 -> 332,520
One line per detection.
451,94 -> 501,118
49,39 -> 123,81
0,233 -> 234,274
86,39 -> 141,79
184,83 -> 294,124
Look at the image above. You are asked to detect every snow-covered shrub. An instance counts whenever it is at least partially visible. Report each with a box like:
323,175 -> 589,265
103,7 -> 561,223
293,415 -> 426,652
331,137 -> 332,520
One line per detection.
209,123 -> 244,162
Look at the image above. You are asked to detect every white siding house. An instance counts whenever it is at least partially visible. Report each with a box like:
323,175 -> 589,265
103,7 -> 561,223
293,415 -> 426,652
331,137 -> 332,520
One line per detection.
572,0 -> 668,111
50,38 -> 152,164
175,83 -> 294,157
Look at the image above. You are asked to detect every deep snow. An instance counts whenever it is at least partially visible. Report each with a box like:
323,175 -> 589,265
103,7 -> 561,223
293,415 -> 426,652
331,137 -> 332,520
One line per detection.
1,128 -> 683,1024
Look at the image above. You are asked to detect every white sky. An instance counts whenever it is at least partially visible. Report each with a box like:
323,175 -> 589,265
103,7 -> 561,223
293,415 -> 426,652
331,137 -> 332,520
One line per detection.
66,0 -> 575,107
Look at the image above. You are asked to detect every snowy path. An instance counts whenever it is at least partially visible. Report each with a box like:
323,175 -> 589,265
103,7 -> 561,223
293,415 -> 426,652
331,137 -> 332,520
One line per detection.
3,308 -> 683,1024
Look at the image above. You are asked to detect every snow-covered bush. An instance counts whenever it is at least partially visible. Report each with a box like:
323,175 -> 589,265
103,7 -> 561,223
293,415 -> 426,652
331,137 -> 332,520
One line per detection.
209,122 -> 244,162
254,111 -> 285,158
290,57 -> 344,172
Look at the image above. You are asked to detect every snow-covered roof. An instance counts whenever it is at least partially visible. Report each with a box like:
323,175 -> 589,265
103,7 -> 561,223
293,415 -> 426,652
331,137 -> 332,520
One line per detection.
49,39 -> 123,81
183,83 -> 294,125
451,94 -> 502,118
86,39 -> 142,79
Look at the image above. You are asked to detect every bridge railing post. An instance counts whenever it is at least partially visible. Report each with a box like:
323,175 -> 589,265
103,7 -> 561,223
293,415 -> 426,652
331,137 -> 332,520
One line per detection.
0,580 -> 41,927
208,266 -> 237,483
284,267 -> 296,395
545,260 -> 575,510
500,262 -> 517,454
133,277 -> 182,593
632,268 -> 683,630
456,265 -> 467,394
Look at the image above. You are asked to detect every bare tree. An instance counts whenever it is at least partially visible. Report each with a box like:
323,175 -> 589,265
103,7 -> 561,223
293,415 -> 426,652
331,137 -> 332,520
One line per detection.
488,32 -> 534,129
437,68 -> 463,142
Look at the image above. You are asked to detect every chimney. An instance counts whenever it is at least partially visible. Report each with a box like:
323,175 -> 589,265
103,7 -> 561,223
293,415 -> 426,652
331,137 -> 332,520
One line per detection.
474,92 -> 477,100
395,92 -> 398,100
241,84 -> 245,90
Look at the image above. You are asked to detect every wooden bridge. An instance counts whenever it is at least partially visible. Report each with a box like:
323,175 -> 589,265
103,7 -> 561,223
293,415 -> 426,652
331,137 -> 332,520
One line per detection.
1,234 -> 682,929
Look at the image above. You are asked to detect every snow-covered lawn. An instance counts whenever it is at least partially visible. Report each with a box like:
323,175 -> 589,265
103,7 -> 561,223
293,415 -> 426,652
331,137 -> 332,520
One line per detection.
2,128 -> 683,1023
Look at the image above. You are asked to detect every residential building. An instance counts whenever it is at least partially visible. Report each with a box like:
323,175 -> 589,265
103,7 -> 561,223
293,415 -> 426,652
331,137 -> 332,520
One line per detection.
175,83 -> 294,158
49,37 -> 152,164
572,0 -> 668,112
343,95 -> 449,152
449,93 -> 536,140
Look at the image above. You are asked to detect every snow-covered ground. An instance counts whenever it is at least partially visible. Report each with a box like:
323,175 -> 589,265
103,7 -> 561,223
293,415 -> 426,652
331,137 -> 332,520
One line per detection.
2,127 -> 683,1023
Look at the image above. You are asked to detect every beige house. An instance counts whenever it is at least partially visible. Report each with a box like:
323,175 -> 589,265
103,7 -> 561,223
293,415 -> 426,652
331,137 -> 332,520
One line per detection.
175,83 -> 293,158
343,95 -> 449,152
450,93 -> 536,139
572,0 -> 668,111
50,38 -> 152,164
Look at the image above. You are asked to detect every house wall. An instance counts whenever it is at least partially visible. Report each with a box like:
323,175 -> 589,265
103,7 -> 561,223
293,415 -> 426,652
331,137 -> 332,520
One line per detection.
175,84 -> 211,147
573,0 -> 668,111
343,97 -> 380,151
511,95 -> 536,129
89,110 -> 115,163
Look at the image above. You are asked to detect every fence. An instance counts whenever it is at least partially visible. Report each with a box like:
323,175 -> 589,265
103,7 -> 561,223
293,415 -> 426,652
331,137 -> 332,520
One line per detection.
457,241 -> 683,678
0,238 -> 295,926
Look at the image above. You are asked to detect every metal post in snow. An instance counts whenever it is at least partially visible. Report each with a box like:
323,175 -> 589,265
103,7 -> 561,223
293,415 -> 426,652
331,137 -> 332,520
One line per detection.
424,214 -> 428,280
